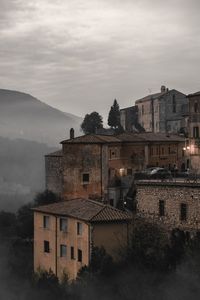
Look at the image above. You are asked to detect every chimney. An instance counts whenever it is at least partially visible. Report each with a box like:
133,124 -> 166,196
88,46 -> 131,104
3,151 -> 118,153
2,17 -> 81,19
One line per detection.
70,128 -> 74,139
161,85 -> 166,93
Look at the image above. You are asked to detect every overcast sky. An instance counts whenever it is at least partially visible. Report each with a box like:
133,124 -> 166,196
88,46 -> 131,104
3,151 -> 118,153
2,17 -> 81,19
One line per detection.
0,0 -> 200,118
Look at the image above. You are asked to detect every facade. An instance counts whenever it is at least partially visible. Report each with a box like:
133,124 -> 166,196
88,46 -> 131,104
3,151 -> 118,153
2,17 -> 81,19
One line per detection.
136,182 -> 200,233
33,198 -> 132,280
187,92 -> 200,172
120,106 -> 144,132
45,132 -> 185,206
121,86 -> 188,134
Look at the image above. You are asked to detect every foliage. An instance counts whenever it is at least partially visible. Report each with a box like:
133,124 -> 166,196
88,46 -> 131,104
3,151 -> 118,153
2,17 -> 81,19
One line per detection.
81,111 -> 103,134
108,99 -> 121,129
0,210 -> 17,237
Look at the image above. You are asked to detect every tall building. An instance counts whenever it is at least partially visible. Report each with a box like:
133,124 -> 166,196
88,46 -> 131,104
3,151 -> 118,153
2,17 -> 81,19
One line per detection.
120,86 -> 188,134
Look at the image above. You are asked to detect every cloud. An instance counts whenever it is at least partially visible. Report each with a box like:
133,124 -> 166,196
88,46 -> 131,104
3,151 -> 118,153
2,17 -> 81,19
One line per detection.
0,0 -> 200,117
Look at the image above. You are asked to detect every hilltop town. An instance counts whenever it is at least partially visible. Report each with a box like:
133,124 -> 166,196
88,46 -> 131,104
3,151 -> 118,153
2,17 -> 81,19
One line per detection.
33,86 -> 200,280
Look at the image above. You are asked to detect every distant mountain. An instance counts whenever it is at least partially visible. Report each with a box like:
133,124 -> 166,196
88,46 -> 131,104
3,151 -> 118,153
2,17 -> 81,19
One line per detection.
0,89 -> 82,146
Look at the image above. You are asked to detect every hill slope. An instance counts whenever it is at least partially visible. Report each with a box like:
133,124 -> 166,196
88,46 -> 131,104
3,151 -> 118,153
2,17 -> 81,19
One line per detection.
0,89 -> 82,146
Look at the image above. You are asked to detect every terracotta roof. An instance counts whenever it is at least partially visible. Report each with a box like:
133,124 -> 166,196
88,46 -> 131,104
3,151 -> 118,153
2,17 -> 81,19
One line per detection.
187,91 -> 200,98
33,199 -> 132,223
45,150 -> 63,157
116,132 -> 184,143
61,134 -> 121,144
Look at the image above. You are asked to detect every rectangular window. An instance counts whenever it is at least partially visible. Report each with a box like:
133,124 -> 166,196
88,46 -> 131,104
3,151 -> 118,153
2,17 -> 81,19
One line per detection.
193,126 -> 199,138
77,222 -> 83,235
43,216 -> 50,229
142,105 -> 144,115
78,249 -> 82,262
159,200 -> 165,216
71,247 -> 75,259
82,173 -> 89,184
127,168 -> 132,176
60,218 -> 68,232
44,240 -> 50,253
172,95 -> 176,113
60,244 -> 67,257
180,203 -> 187,221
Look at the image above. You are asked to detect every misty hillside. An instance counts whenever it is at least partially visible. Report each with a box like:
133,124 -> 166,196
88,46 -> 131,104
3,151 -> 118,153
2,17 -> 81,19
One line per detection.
0,136 -> 56,211
0,89 -> 82,146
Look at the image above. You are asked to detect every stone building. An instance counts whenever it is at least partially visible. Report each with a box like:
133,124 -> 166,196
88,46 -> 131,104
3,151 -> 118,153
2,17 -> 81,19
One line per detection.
45,132 -> 185,206
187,91 -> 200,172
136,181 -> 200,233
33,198 -> 132,280
120,106 -> 144,132
121,86 -> 188,134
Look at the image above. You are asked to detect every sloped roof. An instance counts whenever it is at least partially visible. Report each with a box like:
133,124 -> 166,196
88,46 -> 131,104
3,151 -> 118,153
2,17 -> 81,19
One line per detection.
116,132 -> 184,143
33,198 -> 132,223
61,134 -> 121,144
45,150 -> 63,157
187,91 -> 200,98
135,91 -> 167,104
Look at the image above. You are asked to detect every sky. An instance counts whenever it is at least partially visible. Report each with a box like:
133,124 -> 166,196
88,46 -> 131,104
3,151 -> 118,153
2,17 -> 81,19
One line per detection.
0,0 -> 200,119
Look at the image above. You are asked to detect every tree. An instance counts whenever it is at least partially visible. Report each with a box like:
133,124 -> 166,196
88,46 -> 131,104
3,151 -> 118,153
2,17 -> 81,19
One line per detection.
108,99 -> 121,129
81,112 -> 103,134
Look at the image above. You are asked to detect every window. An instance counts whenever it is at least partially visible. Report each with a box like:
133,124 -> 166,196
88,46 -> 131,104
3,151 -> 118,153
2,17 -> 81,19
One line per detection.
78,249 -> 82,262
159,200 -> 165,216
71,247 -> 75,259
77,222 -> 82,235
127,168 -> 132,176
150,147 -> 153,156
180,203 -> 187,221
161,147 -> 164,155
82,173 -> 89,184
193,126 -> 199,138
168,147 -> 171,155
44,240 -> 50,253
194,102 -> 198,113
43,216 -> 50,229
142,105 -> 144,115
172,95 -> 176,113
60,218 -> 68,232
60,244 -> 67,257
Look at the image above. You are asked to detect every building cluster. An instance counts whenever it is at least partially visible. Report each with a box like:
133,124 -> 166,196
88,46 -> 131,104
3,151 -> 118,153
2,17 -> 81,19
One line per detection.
34,86 -> 200,281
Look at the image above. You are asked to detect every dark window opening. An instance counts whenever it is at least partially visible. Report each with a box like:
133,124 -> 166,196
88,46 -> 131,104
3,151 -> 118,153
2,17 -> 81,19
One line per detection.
44,240 -> 50,253
71,247 -> 75,259
159,200 -> 165,216
127,168 -> 132,176
77,222 -> 83,235
82,173 -> 89,183
78,249 -> 82,262
172,95 -> 176,113
194,102 -> 198,113
193,126 -> 199,138
110,199 -> 114,206
60,218 -> 68,232
180,203 -> 187,221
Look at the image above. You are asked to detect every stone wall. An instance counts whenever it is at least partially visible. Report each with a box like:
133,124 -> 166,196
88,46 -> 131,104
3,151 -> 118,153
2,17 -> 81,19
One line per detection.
45,152 -> 63,195
136,182 -> 200,232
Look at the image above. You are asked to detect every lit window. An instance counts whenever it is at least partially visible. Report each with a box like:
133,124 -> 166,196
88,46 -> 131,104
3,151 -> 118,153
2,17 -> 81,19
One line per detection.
78,249 -> 82,262
43,216 -> 50,229
60,218 -> 68,232
71,247 -> 75,260
44,240 -> 50,253
180,203 -> 187,221
77,222 -> 82,235
60,244 -> 67,257
82,173 -> 89,184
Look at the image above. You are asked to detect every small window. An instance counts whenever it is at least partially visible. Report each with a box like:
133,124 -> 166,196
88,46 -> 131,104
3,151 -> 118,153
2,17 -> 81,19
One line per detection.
168,147 -> 171,155
77,222 -> 82,235
180,203 -> 187,221
60,244 -> 67,257
172,95 -> 176,113
127,169 -> 132,176
82,173 -> 89,184
44,240 -> 50,253
142,105 -> 144,115
78,249 -> 82,262
194,102 -> 198,113
71,247 -> 75,259
43,216 -> 50,229
60,218 -> 68,232
159,200 -> 165,216
193,126 -> 199,138
161,147 -> 164,155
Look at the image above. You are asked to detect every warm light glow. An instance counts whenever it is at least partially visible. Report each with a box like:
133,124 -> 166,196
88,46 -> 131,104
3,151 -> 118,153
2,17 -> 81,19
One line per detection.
119,168 -> 125,176
183,147 -> 186,151
186,146 -> 190,150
